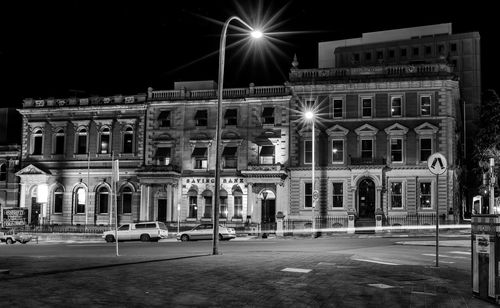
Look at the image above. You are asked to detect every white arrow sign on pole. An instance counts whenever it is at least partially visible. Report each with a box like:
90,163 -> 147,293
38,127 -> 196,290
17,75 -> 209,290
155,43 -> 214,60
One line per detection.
427,152 -> 447,175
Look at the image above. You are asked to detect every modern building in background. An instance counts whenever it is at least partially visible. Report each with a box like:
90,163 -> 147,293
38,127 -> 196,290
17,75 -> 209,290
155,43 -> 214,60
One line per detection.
0,108 -> 22,209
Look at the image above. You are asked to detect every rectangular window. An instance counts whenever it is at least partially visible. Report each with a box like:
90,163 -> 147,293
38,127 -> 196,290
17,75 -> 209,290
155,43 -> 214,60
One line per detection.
425,46 -> 432,55
123,133 -> 133,154
192,147 -> 207,169
364,52 -> 371,61
159,111 -> 171,127
54,193 -> 63,213
420,138 -> 432,162
259,145 -> 275,164
361,139 -> 373,159
304,140 -> 312,164
33,136 -> 43,155
332,140 -> 344,163
332,99 -> 343,118
100,134 -> 110,154
332,183 -> 343,208
412,47 -> 419,56
189,196 -> 197,218
353,53 -> 360,62
234,196 -> 242,218
362,98 -> 372,117
388,49 -> 395,58
222,146 -> 237,168
400,48 -> 407,57
391,96 -> 402,116
156,147 -> 171,166
304,182 -> 312,208
390,182 -> 403,208
220,197 -> 228,218
122,194 -> 132,214
77,135 -> 87,154
420,95 -> 431,116
391,138 -> 403,162
55,135 -> 65,155
438,44 -> 445,54
195,158 -> 208,169
419,182 -> 432,208
195,110 -> 208,126
262,107 -> 275,125
376,51 -> 383,60
203,197 -> 212,218
224,109 -> 238,126
450,43 -> 457,52
99,194 -> 108,214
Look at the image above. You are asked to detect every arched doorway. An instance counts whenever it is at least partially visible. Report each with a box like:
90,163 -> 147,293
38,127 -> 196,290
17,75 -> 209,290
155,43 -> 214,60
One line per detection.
358,178 -> 375,218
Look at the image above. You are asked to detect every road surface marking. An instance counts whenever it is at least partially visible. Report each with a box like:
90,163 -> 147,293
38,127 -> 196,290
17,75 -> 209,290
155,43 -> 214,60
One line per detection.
368,283 -> 394,289
449,251 -> 470,255
440,261 -> 455,264
352,258 -> 399,266
317,262 -> 336,266
422,254 -> 467,259
411,291 -> 436,296
281,268 -> 312,273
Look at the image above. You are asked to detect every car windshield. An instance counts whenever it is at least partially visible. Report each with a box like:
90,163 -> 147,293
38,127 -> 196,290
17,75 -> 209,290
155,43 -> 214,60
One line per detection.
158,222 -> 168,230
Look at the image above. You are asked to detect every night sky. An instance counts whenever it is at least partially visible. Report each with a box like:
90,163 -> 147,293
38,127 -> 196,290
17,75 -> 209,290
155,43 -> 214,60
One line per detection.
0,1 -> 497,108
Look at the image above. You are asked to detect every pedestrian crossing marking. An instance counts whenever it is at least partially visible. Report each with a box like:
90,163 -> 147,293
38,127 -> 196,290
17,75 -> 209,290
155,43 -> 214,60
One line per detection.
352,258 -> 399,266
281,268 -> 311,273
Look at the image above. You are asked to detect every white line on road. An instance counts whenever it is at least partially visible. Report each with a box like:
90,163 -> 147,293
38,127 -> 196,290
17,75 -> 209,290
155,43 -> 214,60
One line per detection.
440,261 -> 455,264
281,268 -> 312,273
412,291 -> 436,296
368,283 -> 395,289
422,254 -> 467,259
352,258 -> 399,266
449,251 -> 471,255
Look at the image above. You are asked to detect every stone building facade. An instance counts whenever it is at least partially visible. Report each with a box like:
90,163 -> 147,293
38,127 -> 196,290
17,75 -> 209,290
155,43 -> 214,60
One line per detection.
287,62 -> 461,231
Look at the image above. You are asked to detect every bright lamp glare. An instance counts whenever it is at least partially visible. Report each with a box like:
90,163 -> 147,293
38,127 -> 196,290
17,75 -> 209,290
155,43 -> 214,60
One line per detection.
304,111 -> 314,120
251,30 -> 263,39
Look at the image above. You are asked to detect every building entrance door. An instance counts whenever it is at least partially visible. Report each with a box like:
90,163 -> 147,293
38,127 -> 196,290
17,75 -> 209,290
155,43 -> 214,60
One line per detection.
31,197 -> 41,225
261,199 -> 276,233
158,199 -> 167,222
358,179 -> 375,218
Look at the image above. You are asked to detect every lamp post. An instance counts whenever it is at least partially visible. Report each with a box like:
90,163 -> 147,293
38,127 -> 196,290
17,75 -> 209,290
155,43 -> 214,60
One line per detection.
304,111 -> 316,238
213,16 -> 262,255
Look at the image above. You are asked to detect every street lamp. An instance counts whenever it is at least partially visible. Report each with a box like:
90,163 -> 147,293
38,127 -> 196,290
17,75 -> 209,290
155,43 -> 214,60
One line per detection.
304,110 -> 316,238
213,16 -> 262,255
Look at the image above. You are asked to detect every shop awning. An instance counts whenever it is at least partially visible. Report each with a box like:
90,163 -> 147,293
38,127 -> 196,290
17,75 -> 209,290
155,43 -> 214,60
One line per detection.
192,147 -> 207,157
222,146 -> 237,156
260,146 -> 275,156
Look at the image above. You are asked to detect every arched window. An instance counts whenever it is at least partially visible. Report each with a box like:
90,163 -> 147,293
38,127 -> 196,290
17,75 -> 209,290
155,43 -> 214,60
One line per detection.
74,187 -> 86,214
99,127 -> 111,154
120,186 -> 132,214
53,186 -> 64,213
76,128 -> 88,154
97,186 -> 109,214
0,163 -> 6,181
32,129 -> 43,155
54,128 -> 65,155
123,127 -> 134,154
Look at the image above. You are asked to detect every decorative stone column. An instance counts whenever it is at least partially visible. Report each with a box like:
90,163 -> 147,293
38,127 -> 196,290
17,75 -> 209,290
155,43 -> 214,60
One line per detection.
276,211 -> 285,237
246,182 -> 253,223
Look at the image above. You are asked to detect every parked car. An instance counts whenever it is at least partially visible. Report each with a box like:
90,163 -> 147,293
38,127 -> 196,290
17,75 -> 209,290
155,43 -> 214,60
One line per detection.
0,228 -> 32,244
102,221 -> 169,242
176,224 -> 236,241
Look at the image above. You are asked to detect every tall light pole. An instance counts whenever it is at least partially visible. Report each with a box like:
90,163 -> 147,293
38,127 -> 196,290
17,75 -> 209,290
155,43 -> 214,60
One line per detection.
304,110 -> 316,238
213,16 -> 262,255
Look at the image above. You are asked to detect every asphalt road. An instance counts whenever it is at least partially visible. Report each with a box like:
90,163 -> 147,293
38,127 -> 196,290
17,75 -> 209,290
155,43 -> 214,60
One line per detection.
1,236 -> 490,308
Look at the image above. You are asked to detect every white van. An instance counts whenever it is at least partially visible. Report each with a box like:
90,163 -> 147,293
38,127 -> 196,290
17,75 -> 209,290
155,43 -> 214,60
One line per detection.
102,221 -> 169,242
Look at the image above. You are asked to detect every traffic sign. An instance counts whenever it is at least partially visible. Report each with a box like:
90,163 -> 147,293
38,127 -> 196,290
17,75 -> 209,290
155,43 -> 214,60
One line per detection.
427,152 -> 447,175
312,190 -> 319,202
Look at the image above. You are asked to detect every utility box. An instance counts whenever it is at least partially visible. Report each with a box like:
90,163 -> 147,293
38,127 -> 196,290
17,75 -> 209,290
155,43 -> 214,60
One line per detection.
472,214 -> 500,304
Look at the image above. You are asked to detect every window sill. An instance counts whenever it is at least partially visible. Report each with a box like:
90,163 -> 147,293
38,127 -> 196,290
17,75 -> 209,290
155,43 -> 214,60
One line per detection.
186,218 -> 197,222
232,218 -> 243,222
97,153 -> 112,158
